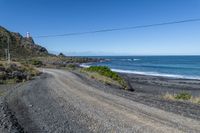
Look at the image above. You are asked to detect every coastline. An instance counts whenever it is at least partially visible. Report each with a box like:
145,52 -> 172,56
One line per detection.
80,63 -> 200,80
80,64 -> 200,96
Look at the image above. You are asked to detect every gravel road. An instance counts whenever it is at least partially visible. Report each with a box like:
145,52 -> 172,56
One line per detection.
2,69 -> 200,133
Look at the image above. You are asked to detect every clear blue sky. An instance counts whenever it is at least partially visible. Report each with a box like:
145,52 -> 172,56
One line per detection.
1,0 -> 200,56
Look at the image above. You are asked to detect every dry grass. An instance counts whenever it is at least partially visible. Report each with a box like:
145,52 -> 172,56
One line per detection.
190,97 -> 200,104
0,90 -> 4,96
163,92 -> 176,100
163,92 -> 200,104
0,61 -> 21,66
0,61 -> 40,84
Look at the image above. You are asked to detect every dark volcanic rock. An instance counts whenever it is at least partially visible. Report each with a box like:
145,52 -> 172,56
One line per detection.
0,63 -> 34,83
12,71 -> 27,81
58,52 -> 66,57
0,66 -> 5,71
38,46 -> 48,53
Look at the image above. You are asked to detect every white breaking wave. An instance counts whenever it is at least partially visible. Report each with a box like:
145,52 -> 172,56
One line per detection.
80,64 -> 90,68
111,68 -> 200,80
133,59 -> 140,61
121,58 -> 141,61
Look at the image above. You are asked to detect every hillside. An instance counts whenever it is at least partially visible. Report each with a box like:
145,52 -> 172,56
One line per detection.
0,26 -> 48,60
0,26 -> 103,69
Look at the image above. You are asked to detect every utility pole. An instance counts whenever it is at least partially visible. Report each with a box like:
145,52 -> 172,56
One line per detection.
5,49 -> 8,61
7,35 -> 10,63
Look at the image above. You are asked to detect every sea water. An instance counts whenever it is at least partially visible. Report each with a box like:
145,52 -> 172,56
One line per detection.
81,56 -> 200,80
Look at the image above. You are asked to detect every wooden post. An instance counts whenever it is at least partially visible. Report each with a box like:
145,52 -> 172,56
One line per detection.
7,35 -> 10,63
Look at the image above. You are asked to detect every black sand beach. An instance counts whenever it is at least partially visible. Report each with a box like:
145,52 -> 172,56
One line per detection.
121,73 -> 200,96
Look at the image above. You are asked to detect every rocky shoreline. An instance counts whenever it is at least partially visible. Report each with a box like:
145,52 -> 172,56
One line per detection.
79,63 -> 200,96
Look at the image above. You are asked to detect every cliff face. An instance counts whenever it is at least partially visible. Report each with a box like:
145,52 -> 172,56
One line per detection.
0,26 -> 48,59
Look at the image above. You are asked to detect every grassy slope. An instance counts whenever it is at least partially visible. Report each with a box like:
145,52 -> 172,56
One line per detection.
81,66 -> 129,90
0,61 -> 40,84
0,26 -> 100,65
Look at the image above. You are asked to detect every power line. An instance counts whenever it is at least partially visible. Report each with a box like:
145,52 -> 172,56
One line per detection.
34,18 -> 200,38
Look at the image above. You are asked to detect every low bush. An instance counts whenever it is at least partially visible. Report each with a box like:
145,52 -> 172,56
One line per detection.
0,61 -> 40,84
83,66 -> 128,89
29,59 -> 43,67
67,64 -> 77,69
85,66 -> 120,80
175,92 -> 192,100
163,92 -> 200,104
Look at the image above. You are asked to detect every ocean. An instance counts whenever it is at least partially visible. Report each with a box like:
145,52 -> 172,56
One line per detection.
81,56 -> 200,80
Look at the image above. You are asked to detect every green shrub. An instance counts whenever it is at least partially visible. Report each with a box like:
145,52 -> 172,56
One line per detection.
85,66 -> 119,79
30,59 -> 43,67
67,64 -> 76,69
175,92 -> 192,100
90,75 -> 95,79
0,72 -> 6,79
84,66 -> 128,89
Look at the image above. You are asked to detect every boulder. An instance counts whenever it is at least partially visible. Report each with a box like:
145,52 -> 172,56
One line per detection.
0,66 -> 5,71
0,71 -> 6,80
11,71 -> 27,81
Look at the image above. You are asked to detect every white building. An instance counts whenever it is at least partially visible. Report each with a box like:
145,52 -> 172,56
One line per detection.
26,32 -> 30,38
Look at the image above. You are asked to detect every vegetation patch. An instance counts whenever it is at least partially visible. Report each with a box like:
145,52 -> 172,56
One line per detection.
0,90 -> 4,96
0,61 -> 40,84
66,64 -> 77,70
163,92 -> 200,104
29,59 -> 43,67
82,66 -> 129,90
174,92 -> 192,100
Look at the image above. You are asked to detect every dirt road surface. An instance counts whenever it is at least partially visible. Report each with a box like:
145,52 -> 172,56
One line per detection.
2,69 -> 200,133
